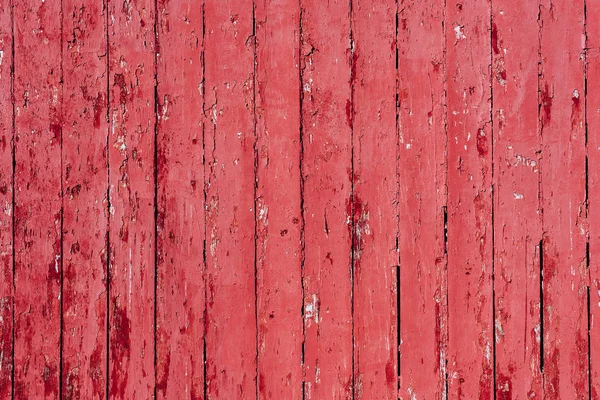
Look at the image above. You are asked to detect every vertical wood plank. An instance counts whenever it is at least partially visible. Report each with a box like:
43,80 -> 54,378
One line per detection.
0,0 -> 12,397
397,0 -> 447,397
299,0 -> 353,397
491,0 -> 543,398
155,1 -> 205,398
588,1 -> 600,397
351,1 -> 397,398
254,1 -> 303,398
539,1 -> 588,398
61,0 -> 108,398
445,0 -> 493,397
13,0 -> 62,398
107,0 -> 156,398
203,1 -> 257,397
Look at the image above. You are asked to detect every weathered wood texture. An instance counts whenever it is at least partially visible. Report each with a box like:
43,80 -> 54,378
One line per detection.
445,0 -> 494,398
300,0 -> 353,397
1,1 -> 598,399
13,0 -> 62,397
203,1 -> 257,398
492,0 -> 543,398
0,0 -> 12,397
61,0 -> 108,398
589,1 -> 600,398
397,0 -> 447,398
351,1 -> 398,399
107,0 -> 156,398
254,1 -> 303,399
155,1 -> 205,399
539,1 -> 588,398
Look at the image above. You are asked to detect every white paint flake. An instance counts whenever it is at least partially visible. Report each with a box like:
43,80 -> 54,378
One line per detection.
454,25 -> 466,40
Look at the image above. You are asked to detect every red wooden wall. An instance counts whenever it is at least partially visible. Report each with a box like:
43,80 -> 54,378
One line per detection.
0,0 -> 597,399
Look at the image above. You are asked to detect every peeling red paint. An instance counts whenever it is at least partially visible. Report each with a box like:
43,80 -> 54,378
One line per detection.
2,0 -> 598,398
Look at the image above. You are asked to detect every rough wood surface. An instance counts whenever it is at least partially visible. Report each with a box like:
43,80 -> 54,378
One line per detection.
351,1 -> 398,399
445,0 -> 494,397
539,1 -> 588,398
300,0 -> 354,397
254,1 -> 303,398
397,0 -> 447,398
0,2 -> 598,399
203,1 -> 257,398
61,0 -> 108,398
107,0 -> 156,397
13,0 -> 62,397
0,0 -> 12,397
155,1 -> 205,399
491,0 -> 543,398
589,1 -> 600,397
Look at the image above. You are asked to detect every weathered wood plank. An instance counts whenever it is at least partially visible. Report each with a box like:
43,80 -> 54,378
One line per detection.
107,0 -> 155,397
203,1 -> 257,397
299,0 -> 353,397
0,0 -> 13,397
13,0 -> 62,398
445,0 -> 494,397
397,0 -> 447,397
351,1 -> 397,398
155,1 -> 205,399
539,1 -> 588,398
491,1 -> 543,398
588,1 -> 600,397
254,1 -> 303,398
12,1 -> 64,399
61,0 -> 108,398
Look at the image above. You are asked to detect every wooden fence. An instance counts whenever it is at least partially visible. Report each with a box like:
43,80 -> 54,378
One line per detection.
0,0 -> 597,399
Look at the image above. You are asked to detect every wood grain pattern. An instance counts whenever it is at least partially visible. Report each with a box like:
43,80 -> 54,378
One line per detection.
300,0 -> 353,397
1,2 -> 598,398
539,1 -> 588,398
491,0 -> 543,399
61,0 -> 108,398
351,1 -> 398,398
397,0 -> 447,398
107,0 -> 156,397
254,1 -> 303,398
13,0 -> 62,397
203,1 -> 257,398
0,0 -> 12,397
155,1 -> 205,399
588,1 -> 600,397
445,0 -> 494,397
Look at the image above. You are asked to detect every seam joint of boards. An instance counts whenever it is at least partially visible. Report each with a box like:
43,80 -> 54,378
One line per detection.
58,0 -> 65,397
104,0 -> 112,397
152,0 -> 160,398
